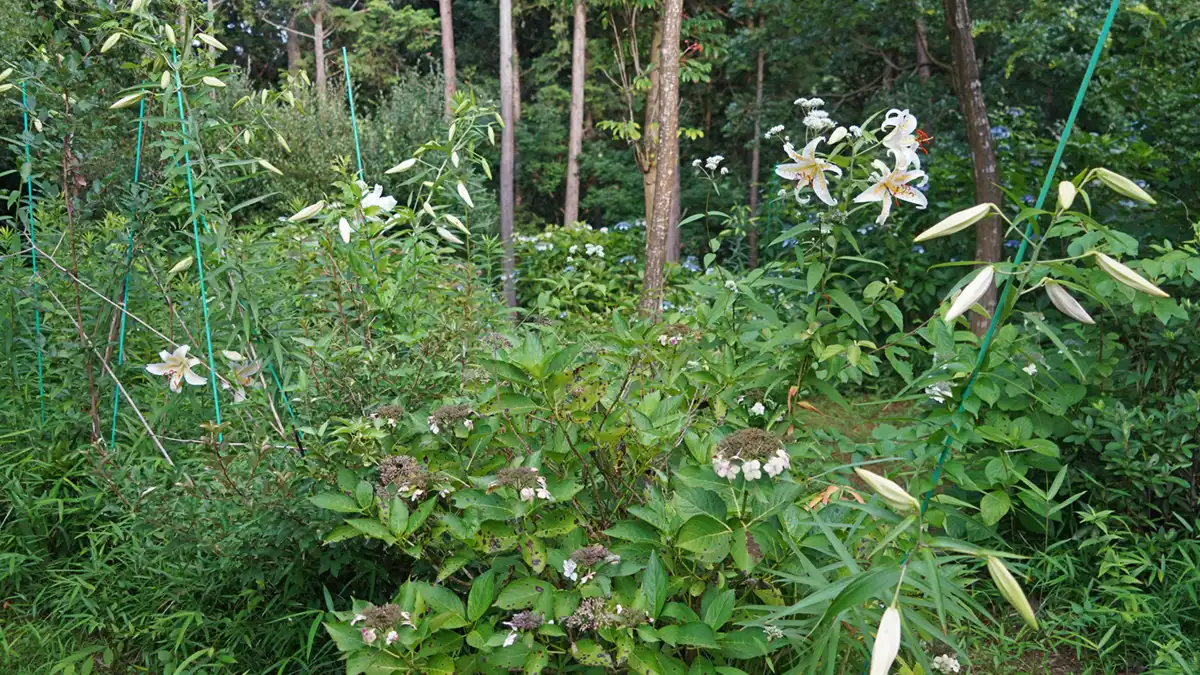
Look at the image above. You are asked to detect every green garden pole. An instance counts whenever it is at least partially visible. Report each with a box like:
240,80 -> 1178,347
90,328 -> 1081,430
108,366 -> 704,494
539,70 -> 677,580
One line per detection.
20,82 -> 46,423
171,50 -> 223,435
109,98 -> 147,447
905,0 -> 1123,548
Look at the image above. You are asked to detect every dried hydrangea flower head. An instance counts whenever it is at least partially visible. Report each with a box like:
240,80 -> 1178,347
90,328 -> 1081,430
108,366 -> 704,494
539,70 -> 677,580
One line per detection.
377,455 -> 429,499
492,466 -> 554,502
350,603 -> 408,631
713,428 -> 791,481
564,597 -> 649,631
369,404 -> 404,427
571,545 -> 617,567
427,404 -> 473,435
656,323 -> 697,347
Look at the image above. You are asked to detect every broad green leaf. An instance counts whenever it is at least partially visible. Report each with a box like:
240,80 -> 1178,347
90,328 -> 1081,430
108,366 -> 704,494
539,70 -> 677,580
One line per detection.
467,569 -> 496,621
309,492 -> 360,513
642,550 -> 668,618
495,577 -> 548,610
675,516 -> 731,563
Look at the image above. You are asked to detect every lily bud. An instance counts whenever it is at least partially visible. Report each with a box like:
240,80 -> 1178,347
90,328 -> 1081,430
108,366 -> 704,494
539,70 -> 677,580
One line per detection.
222,350 -> 245,362
829,126 -> 849,145
160,70 -> 172,90
1094,252 -> 1169,298
986,556 -> 1039,630
868,605 -> 902,675
444,213 -> 469,234
1092,168 -> 1154,204
854,468 -> 920,513
422,202 -> 436,218
257,159 -> 283,176
338,217 -> 351,243
1044,283 -> 1094,325
196,33 -> 228,51
945,265 -> 996,323
202,76 -> 226,88
168,256 -> 194,275
914,203 -> 995,243
163,24 -> 176,46
275,133 -> 291,153
101,33 -> 123,53
457,182 -> 474,209
1056,181 -> 1077,211
287,200 -> 325,222
109,91 -> 147,109
0,68 -> 12,82
385,158 -> 418,174
130,0 -> 150,12
436,226 -> 463,245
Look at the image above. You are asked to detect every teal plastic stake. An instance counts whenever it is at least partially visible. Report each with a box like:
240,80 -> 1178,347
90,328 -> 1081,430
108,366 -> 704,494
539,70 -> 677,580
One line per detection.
20,82 -> 46,423
109,98 -> 147,448
172,49 -> 223,435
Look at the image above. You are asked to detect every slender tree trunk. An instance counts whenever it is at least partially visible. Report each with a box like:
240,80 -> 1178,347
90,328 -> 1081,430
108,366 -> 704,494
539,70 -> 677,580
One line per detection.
511,15 -> 524,208
563,0 -> 587,226
915,18 -> 932,84
641,24 -> 664,224
666,151 -> 681,263
748,17 -> 765,268
499,0 -> 518,308
943,0 -> 1002,336
286,11 -> 301,75
439,0 -> 457,115
638,0 -> 683,317
313,0 -> 327,97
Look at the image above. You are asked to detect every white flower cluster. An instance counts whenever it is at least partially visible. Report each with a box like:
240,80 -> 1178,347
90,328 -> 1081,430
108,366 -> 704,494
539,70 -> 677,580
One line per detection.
584,243 -> 605,258
932,654 -> 961,674
705,154 -> 724,171
803,109 -> 836,132
712,448 -> 790,481
795,97 -> 825,108
520,475 -> 553,503
925,381 -> 952,404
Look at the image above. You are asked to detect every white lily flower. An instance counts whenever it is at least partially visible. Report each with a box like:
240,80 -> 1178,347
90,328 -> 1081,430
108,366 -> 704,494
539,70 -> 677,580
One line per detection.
146,345 -> 206,393
854,159 -> 928,226
868,605 -> 902,675
913,203 -> 996,243
1044,282 -> 1095,324
360,183 -> 397,214
221,353 -> 261,403
880,108 -> 922,169
775,137 -> 842,206
945,265 -> 996,323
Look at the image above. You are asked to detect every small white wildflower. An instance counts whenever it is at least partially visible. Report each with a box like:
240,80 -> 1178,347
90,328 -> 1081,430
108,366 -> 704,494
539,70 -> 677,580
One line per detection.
410,489 -> 425,501
794,97 -> 808,106
849,125 -> 863,137
803,97 -> 824,108
464,419 -> 474,430
569,245 -> 578,254
777,188 -> 788,197
925,381 -> 952,404
599,227 -> 608,234
351,614 -> 367,626
724,280 -> 738,292
519,487 -> 535,502
720,166 -> 729,175
503,630 -> 518,647
749,401 -> 766,416
535,476 -> 554,501
765,124 -> 785,139
361,628 -> 377,645
692,158 -> 702,168
764,624 -> 785,642
742,459 -> 763,481
932,654 -> 962,674
563,558 -> 579,581
399,611 -> 416,628
427,416 -> 440,435
1023,362 -> 1038,376
385,630 -> 399,645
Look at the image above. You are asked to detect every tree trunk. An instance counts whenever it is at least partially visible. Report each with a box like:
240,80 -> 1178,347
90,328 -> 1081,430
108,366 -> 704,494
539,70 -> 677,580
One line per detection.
638,0 -> 683,317
499,0 -> 518,308
943,0 -> 1002,336
439,0 -> 457,115
641,24 -> 664,224
563,0 -> 587,226
511,13 -> 524,208
666,151 -> 681,263
313,0 -> 327,97
748,16 -> 765,268
915,18 -> 932,84
286,11 -> 301,75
